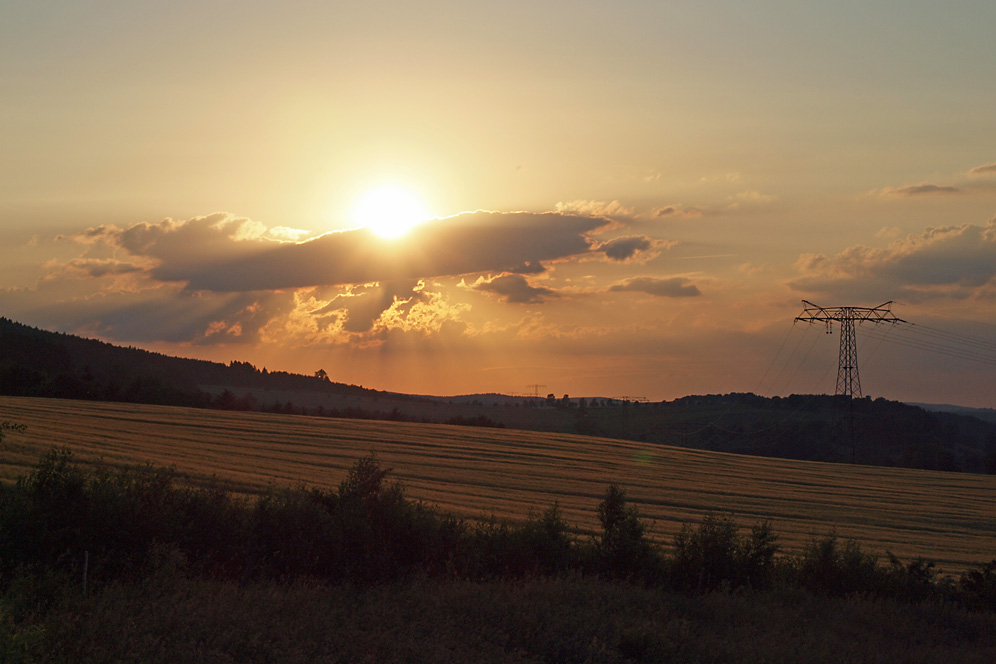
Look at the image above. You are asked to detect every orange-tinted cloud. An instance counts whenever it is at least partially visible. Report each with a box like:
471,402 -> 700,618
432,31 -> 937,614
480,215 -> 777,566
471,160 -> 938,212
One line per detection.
968,161 -> 996,176
80,211 -> 607,292
789,218 -> 996,300
877,183 -> 962,197
609,276 -> 701,298
654,205 -> 704,219
595,235 -> 669,262
470,274 -> 560,304
554,200 -> 634,218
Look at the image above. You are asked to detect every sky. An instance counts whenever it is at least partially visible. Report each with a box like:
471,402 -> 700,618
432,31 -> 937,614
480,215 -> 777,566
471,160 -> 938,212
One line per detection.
3,1 -> 996,407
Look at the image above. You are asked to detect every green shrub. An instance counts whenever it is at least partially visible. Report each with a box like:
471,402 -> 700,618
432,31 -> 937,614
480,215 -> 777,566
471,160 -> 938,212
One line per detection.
884,553 -> 940,603
960,559 -> 996,611
462,504 -> 574,578
670,515 -> 778,592
792,532 -> 882,596
520,503 -> 575,574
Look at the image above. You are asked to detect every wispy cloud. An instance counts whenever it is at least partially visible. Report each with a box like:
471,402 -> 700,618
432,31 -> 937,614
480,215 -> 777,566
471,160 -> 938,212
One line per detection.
875,183 -> 962,198
968,161 -> 996,176
654,205 -> 704,219
609,276 -> 701,298
554,200 -> 634,218
732,189 -> 776,204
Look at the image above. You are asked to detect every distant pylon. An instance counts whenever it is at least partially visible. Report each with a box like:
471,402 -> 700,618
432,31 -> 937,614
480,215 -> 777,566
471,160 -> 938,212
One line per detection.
526,384 -> 546,398
795,301 -> 906,398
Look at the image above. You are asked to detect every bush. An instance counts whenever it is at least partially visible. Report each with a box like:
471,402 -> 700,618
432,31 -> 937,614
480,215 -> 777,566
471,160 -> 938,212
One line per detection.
520,503 -> 575,574
2,446 -> 994,618
464,504 -> 574,578
792,532 -> 882,596
960,559 -> 996,611
670,515 -> 778,592
884,553 -> 940,603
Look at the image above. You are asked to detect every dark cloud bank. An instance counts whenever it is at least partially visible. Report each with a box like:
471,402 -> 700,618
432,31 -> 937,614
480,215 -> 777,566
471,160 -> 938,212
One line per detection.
88,211 -> 608,292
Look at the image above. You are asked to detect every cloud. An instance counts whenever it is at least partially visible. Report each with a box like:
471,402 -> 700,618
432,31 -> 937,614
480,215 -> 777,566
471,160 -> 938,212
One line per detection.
0,276 -> 293,345
969,161 -> 996,176
325,281 -> 423,333
470,274 -> 560,304
876,183 -> 962,197
57,258 -> 146,280
595,235 -> 672,262
10,210 -> 616,346
554,200 -> 634,218
789,218 -> 996,300
609,276 -> 701,298
722,189 -> 778,211
77,210 -> 607,292
732,189 -> 776,204
376,282 -> 471,334
654,205 -> 704,219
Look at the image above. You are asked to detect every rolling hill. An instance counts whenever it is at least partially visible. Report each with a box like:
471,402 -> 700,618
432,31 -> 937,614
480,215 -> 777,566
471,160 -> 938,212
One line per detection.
1,395 -> 993,572
2,316 -> 996,473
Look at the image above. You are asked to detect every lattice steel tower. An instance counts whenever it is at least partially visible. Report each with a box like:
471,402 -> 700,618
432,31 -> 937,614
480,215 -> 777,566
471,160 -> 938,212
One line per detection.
795,301 -> 906,398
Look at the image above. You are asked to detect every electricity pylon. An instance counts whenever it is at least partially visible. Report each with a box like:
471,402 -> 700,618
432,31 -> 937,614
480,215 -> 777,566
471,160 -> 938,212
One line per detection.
526,384 -> 546,398
795,301 -> 906,398
795,301 -> 906,464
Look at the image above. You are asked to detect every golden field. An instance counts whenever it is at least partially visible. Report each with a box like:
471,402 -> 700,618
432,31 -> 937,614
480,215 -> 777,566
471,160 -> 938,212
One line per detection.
1,396 -> 992,572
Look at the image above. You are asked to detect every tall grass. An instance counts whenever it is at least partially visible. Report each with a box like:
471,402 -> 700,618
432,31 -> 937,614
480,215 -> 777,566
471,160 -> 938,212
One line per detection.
2,450 -> 995,662
1,449 -> 993,602
19,576 -> 996,664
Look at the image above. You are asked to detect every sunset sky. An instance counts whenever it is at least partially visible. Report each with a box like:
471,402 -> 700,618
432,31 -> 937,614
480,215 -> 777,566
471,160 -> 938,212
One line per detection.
3,1 -> 996,407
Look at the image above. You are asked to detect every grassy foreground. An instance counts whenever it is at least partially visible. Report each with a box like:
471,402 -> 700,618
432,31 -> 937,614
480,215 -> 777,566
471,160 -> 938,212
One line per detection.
0,446 -> 994,663
2,396 -> 994,572
7,575 -> 995,664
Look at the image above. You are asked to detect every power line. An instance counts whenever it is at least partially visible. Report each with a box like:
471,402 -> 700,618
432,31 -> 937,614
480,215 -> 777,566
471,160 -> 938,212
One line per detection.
794,301 -> 906,398
794,300 -> 906,464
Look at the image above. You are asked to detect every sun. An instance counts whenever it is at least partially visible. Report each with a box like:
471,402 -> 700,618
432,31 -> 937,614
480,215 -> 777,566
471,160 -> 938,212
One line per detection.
350,184 -> 431,238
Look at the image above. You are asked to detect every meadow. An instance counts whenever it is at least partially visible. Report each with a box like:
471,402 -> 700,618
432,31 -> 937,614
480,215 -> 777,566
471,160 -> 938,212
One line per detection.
1,395 -> 993,572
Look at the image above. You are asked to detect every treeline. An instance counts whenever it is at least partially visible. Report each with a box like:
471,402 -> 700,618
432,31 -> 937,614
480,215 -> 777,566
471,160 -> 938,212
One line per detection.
0,317 -> 376,406
0,318 -> 512,431
2,450 -> 994,614
5,316 -> 996,472
579,393 -> 996,474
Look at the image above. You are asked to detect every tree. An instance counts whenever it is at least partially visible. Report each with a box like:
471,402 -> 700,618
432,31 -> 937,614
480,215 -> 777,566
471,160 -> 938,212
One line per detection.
595,484 -> 653,577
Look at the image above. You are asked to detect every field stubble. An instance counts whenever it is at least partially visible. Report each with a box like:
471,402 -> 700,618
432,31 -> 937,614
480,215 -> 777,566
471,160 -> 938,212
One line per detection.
1,396 -> 993,572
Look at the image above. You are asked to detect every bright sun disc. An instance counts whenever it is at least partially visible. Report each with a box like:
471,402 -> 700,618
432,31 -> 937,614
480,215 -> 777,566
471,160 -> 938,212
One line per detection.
351,185 -> 430,238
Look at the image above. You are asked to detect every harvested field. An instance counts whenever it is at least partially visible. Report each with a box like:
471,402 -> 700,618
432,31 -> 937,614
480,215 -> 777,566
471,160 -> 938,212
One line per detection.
1,396 -> 993,572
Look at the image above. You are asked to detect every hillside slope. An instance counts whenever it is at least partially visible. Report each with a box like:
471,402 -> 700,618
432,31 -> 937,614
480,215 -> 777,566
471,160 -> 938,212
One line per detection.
2,396 -> 993,572
3,316 -> 995,473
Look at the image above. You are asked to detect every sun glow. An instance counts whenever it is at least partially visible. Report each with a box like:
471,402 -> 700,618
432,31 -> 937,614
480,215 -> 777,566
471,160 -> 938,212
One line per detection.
350,184 -> 431,238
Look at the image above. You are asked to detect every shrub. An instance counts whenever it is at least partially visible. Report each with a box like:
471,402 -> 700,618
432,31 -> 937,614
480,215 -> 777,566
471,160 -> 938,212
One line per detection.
959,559 -> 996,611
520,503 -> 575,574
670,515 -> 778,592
792,532 -> 882,596
464,504 -> 575,578
884,553 -> 939,603
249,487 -> 335,580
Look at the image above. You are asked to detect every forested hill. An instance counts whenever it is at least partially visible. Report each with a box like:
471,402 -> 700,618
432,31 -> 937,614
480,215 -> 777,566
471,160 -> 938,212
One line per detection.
0,317 -> 378,406
2,317 -> 995,474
